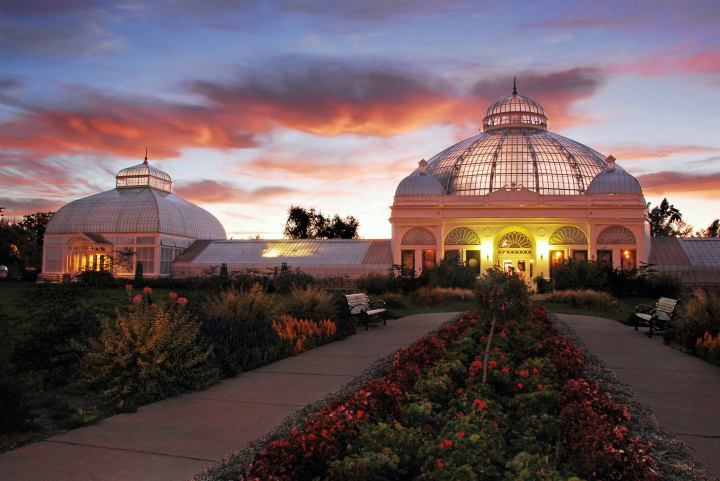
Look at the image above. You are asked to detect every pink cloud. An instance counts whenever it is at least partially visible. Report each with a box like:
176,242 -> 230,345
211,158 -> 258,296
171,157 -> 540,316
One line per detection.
601,144 -> 720,161
637,171 -> 720,197
174,180 -> 295,204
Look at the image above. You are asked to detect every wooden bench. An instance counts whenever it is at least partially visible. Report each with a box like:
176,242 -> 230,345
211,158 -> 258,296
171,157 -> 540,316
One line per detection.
634,297 -> 678,338
345,293 -> 387,331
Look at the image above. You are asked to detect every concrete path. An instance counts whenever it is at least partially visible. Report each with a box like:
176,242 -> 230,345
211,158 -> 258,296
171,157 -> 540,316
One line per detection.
557,313 -> 720,479
0,312 -> 457,481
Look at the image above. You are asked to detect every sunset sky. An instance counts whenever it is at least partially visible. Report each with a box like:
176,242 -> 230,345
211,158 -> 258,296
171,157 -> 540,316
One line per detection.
1,0 -> 719,238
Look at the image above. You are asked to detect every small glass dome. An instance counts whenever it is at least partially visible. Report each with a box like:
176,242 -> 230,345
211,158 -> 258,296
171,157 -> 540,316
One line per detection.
116,157 -> 172,192
395,160 -> 445,196
482,80 -> 549,131
587,156 -> 643,194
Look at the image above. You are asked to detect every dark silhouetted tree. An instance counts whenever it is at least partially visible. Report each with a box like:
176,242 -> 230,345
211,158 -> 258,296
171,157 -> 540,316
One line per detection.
648,198 -> 691,237
283,206 -> 359,239
700,219 -> 720,237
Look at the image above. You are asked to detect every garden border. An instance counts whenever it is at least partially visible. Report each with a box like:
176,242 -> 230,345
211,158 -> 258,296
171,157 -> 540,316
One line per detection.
552,314 -> 716,481
190,313 -> 465,481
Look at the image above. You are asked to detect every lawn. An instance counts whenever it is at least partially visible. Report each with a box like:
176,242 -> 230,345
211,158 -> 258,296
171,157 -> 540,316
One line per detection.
387,298 -> 478,318
532,293 -> 656,323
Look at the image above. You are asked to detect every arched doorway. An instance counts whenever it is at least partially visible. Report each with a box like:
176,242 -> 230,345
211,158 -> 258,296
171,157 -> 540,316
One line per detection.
495,230 -> 533,277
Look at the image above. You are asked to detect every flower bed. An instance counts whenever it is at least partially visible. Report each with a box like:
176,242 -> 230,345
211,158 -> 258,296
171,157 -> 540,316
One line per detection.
239,300 -> 658,481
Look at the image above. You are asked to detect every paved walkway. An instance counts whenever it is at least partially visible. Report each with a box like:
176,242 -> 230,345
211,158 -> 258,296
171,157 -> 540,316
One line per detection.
0,312 -> 457,481
557,313 -> 720,479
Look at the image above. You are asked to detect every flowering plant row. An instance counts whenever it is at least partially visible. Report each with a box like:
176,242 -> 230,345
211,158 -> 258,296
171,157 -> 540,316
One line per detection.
241,297 -> 658,480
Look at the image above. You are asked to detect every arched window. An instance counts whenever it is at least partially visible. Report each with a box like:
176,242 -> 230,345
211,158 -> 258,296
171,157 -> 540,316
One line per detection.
444,227 -> 480,245
549,226 -> 588,245
401,227 -> 436,246
497,231 -> 532,249
597,225 -> 636,245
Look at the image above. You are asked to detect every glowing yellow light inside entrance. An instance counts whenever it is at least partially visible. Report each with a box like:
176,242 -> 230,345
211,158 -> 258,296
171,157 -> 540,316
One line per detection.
555,251 -> 562,259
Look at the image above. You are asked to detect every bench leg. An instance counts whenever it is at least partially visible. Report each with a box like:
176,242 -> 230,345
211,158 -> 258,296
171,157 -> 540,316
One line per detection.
648,319 -> 653,338
634,315 -> 638,331
365,314 -> 369,331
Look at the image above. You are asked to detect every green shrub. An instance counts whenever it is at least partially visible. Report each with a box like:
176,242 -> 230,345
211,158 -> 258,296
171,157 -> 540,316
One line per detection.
281,286 -> 338,322
12,283 -> 123,385
411,286 -> 475,307
269,269 -> 315,295
664,289 -> 720,351
543,289 -> 620,311
644,272 -> 681,298
0,377 -> 29,434
425,260 -> 478,289
82,299 -> 219,409
477,268 -> 531,320
75,270 -> 118,289
379,292 -> 407,309
199,285 -> 280,376
356,273 -> 394,295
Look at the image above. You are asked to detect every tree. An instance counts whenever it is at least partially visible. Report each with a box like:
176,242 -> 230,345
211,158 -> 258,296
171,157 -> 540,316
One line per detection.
283,205 -> 359,239
648,198 -> 691,237
700,219 -> 720,237
0,211 -> 54,274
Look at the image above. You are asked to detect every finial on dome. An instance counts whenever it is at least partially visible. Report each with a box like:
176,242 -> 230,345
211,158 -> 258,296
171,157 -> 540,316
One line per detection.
605,155 -> 616,172
144,147 -> 148,165
418,159 -> 428,174
512,76 -> 517,96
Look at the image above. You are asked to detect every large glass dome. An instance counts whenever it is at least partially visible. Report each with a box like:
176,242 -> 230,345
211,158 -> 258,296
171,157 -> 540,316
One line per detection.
46,159 -> 226,239
417,83 -> 632,196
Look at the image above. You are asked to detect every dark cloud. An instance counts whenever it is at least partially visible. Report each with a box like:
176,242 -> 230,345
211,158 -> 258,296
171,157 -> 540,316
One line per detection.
174,180 -> 295,204
0,58 -> 608,161
0,0 -> 102,16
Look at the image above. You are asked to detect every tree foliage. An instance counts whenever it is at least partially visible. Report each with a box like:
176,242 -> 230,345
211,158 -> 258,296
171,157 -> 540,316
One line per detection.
647,198 -> 691,237
283,205 -> 359,239
0,211 -> 54,275
700,219 -> 720,238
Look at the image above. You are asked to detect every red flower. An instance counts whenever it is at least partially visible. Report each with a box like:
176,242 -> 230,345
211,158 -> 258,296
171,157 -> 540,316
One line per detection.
132,294 -> 142,303
456,431 -> 465,438
438,439 -> 453,449
434,458 -> 444,469
519,369 -> 529,378
532,367 -> 540,376
501,366 -> 510,375
177,297 -> 188,305
537,383 -> 544,391
124,284 -> 133,291
516,382 -> 524,390
472,399 -> 488,411
143,286 -> 152,295
168,291 -> 178,300
488,359 -> 498,369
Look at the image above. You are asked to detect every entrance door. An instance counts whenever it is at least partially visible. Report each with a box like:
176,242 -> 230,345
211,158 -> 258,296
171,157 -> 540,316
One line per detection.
550,250 -> 565,278
572,250 -> 588,262
465,250 -> 481,274
502,260 -> 514,272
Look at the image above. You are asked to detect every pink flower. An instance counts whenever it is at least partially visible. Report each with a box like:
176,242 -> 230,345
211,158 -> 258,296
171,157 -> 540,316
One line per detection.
168,291 -> 178,300
143,286 -> 152,295
177,297 -> 188,305
132,294 -> 142,303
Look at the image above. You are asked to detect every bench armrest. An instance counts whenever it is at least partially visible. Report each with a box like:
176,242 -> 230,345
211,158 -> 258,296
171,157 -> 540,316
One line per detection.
370,299 -> 386,309
635,304 -> 655,314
